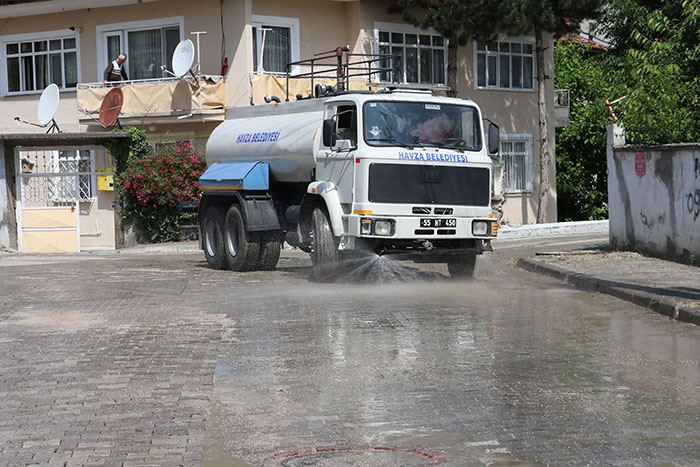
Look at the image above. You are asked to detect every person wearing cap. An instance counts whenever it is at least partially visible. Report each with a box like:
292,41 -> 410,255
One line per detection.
103,54 -> 128,84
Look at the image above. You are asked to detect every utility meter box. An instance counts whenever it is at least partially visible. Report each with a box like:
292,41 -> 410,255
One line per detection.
97,174 -> 114,191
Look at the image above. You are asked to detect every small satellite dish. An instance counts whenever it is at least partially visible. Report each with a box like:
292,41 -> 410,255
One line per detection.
37,83 -> 59,126
172,39 -> 195,78
98,87 -> 124,129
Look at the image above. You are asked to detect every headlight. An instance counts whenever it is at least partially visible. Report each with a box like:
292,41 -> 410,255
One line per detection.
374,220 -> 393,236
472,220 -> 488,236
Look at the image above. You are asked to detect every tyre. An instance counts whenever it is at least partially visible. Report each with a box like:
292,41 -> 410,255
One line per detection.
224,204 -> 260,271
447,253 -> 478,278
310,206 -> 339,281
256,230 -> 282,271
203,206 -> 227,270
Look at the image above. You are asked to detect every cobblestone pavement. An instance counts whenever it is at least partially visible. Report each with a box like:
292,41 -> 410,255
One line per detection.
0,237 -> 698,466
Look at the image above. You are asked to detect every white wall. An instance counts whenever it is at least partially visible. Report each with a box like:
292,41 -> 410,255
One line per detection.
608,138 -> 700,261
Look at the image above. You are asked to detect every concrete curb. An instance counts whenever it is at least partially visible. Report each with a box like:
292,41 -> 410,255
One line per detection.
500,220 -> 608,240
517,257 -> 700,326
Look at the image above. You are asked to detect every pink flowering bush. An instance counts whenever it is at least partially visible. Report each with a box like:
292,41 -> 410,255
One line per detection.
120,141 -> 207,242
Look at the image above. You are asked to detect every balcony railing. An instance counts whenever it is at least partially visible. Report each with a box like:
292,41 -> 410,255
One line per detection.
77,76 -> 225,125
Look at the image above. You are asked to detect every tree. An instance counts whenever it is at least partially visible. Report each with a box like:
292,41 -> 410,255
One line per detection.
554,0 -> 700,221
388,0 -> 603,223
496,0 -> 603,222
554,41 -> 626,220
600,0 -> 700,143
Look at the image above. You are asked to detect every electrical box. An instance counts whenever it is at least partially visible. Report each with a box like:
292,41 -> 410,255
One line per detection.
98,174 -> 114,191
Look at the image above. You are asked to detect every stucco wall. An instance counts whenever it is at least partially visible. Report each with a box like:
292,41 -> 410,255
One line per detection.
608,140 -> 700,261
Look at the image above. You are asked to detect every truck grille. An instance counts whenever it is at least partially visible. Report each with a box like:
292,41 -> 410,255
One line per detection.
369,164 -> 490,206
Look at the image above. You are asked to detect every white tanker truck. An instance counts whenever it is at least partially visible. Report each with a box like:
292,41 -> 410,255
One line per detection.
199,88 -> 500,279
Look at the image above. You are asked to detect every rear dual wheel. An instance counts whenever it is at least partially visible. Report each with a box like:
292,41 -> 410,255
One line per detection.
224,205 -> 260,271
203,205 -> 281,271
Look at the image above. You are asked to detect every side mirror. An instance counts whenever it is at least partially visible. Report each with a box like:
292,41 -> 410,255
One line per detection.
323,118 -> 337,147
488,122 -> 500,155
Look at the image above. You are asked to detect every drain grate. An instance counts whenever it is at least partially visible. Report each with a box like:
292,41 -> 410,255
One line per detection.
266,445 -> 446,466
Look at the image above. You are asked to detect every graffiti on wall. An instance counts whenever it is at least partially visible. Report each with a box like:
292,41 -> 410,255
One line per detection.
688,189 -> 700,221
687,158 -> 700,221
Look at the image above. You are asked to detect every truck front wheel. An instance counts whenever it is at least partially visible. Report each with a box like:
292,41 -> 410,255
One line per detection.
311,206 -> 339,281
224,205 -> 260,271
203,207 -> 227,270
447,253 -> 478,279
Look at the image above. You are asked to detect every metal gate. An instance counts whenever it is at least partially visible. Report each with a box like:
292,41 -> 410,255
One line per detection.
15,147 -> 97,253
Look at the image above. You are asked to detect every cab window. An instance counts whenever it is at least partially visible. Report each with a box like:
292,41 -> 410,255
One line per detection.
335,104 -> 357,146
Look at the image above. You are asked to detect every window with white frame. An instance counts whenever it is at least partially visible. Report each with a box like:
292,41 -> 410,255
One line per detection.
499,134 -> 533,192
252,15 -> 299,74
50,150 -> 96,202
3,31 -> 79,94
97,17 -> 182,81
476,39 -> 534,90
375,23 -> 447,85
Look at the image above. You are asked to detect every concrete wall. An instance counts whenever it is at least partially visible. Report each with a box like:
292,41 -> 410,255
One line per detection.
608,138 -> 700,262
0,146 -> 14,249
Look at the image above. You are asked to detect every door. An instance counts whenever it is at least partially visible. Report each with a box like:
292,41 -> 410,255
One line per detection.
15,148 -> 80,253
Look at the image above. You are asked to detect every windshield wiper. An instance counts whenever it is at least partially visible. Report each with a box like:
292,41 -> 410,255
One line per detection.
367,137 -> 414,149
419,139 -> 468,152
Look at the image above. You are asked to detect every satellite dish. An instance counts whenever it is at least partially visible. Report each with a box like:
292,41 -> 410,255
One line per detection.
172,39 -> 195,78
98,87 -> 124,129
37,83 -> 59,126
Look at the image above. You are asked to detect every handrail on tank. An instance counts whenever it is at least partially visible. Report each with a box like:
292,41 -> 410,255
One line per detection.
283,46 -> 395,101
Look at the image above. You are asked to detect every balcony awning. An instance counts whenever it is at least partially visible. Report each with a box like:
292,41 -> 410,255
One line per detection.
77,77 -> 224,123
199,161 -> 269,192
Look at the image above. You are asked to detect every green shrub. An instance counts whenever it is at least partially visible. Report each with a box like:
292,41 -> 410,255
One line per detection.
119,141 -> 207,242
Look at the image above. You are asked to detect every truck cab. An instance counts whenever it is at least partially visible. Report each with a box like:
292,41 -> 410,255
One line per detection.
199,89 -> 500,280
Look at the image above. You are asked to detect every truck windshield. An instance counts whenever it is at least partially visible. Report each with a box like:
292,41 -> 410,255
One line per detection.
363,101 -> 482,151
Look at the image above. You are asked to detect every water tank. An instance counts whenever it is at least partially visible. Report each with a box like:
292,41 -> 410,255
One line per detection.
206,103 -> 323,183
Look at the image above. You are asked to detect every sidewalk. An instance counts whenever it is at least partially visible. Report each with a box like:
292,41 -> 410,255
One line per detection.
518,250 -> 700,326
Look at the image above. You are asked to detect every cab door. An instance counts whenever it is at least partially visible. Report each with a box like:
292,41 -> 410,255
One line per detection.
317,102 -> 357,205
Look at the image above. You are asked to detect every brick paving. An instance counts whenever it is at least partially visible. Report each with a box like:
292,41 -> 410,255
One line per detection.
0,246 -> 698,466
0,255 -> 233,466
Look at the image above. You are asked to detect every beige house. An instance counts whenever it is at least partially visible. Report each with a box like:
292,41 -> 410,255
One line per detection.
0,0 -> 561,252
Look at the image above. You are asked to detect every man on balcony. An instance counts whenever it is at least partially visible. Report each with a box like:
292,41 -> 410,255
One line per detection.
103,54 -> 128,84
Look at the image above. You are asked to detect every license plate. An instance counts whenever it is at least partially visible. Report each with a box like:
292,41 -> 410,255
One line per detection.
420,218 -> 457,228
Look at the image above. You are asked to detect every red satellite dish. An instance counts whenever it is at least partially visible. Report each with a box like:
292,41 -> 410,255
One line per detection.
98,87 -> 124,128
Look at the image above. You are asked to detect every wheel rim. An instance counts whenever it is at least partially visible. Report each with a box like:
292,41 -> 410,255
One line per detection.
226,217 -> 239,257
205,218 -> 218,257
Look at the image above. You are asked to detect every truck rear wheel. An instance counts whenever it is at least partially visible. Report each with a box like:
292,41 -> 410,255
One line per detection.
447,253 -> 478,279
224,205 -> 260,272
203,207 -> 227,270
311,206 -> 339,281
256,230 -> 282,271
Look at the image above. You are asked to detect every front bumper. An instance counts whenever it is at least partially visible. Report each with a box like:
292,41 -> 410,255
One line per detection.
347,214 -> 498,240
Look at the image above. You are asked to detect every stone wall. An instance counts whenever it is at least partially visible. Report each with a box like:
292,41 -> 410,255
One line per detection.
607,130 -> 699,262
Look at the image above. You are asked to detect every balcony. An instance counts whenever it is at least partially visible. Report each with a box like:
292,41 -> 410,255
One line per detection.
77,76 -> 225,126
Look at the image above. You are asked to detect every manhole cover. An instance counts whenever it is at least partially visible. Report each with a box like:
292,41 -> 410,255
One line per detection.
267,445 -> 445,466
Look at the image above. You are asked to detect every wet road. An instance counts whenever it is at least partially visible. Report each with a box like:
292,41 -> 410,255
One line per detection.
0,234 -> 698,466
